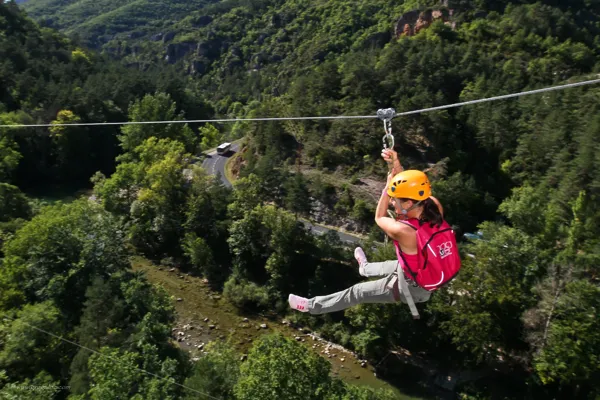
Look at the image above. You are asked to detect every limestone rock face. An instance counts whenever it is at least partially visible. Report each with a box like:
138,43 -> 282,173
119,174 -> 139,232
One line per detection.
394,8 -> 454,38
165,41 -> 196,64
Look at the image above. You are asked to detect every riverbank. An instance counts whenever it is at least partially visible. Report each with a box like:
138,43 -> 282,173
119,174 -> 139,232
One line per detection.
131,257 -> 421,399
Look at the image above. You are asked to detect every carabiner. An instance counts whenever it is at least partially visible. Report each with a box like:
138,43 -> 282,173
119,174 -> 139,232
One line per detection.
382,120 -> 394,150
376,108 -> 396,150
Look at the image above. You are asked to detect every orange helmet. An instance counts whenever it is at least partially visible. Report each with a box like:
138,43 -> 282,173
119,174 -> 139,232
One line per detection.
387,170 -> 431,200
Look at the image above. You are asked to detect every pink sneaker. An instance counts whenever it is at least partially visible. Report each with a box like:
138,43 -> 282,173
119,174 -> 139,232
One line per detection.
354,247 -> 368,276
288,294 -> 309,313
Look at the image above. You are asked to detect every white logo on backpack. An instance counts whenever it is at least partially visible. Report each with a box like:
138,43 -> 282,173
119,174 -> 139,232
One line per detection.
437,241 -> 453,259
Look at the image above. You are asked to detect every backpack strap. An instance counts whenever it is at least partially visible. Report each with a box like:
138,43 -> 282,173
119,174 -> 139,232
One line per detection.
398,218 -> 419,230
394,241 -> 420,319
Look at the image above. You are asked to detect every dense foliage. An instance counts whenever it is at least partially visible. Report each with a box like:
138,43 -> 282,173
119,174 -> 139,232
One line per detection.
1,0 -> 211,190
21,0 -> 219,49
2,0 -> 600,398
23,0 -> 599,232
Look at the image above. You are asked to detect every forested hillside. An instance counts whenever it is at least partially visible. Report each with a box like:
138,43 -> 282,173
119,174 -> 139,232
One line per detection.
22,0 -> 219,48
24,0 -> 600,232
0,0 -> 212,190
2,0 -> 600,398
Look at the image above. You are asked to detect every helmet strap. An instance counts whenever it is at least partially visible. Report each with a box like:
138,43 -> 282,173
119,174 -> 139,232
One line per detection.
399,200 -> 422,215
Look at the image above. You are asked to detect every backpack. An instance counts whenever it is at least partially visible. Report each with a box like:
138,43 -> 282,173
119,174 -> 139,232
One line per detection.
393,218 -> 461,291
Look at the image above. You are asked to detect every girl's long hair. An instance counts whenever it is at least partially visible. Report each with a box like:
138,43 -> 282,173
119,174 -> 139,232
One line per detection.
418,198 -> 443,228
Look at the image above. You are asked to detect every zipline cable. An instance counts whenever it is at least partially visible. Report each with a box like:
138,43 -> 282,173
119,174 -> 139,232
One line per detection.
394,76 -> 600,117
1,315 -> 222,400
1,77 -> 599,129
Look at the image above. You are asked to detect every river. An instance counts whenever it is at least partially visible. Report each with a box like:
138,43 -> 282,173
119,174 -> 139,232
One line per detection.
132,257 -> 424,399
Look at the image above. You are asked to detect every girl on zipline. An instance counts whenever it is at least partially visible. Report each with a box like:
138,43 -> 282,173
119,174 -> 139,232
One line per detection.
289,149 -> 459,314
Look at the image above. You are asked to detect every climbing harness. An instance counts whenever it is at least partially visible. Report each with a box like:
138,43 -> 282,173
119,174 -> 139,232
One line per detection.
399,272 -> 420,319
394,256 -> 420,319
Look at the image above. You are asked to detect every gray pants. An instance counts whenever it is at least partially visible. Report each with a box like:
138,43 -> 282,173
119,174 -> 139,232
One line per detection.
308,260 -> 431,315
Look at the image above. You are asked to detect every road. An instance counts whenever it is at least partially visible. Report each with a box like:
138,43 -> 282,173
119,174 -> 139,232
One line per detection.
201,143 -> 240,188
200,143 -> 363,245
302,220 -> 364,245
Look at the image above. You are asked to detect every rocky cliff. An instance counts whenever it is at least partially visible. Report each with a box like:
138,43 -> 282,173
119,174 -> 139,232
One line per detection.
394,8 -> 455,38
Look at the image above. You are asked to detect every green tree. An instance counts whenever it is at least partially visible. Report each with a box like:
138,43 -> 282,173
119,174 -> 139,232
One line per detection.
327,383 -> 398,400
182,233 -> 217,278
227,204 -> 273,284
227,204 -> 315,304
119,92 -> 195,154
351,199 -> 372,230
0,134 -> 21,182
309,173 -> 336,207
91,162 -> 141,215
183,167 -> 232,280
199,123 -> 221,151
262,205 -> 314,297
428,222 -> 542,362
531,280 -> 600,389
0,183 -> 31,222
498,185 -> 550,237
234,334 -> 333,400
87,346 -> 179,400
284,171 -> 312,216
227,173 -> 264,220
0,302 -> 64,380
433,172 -> 496,232
0,200 -> 129,317
83,279 -> 182,399
523,192 -> 600,393
49,109 -> 90,183
183,341 -> 240,399
95,137 -> 190,256
0,370 -> 59,400
334,185 -> 354,217
252,149 -> 285,202
69,277 -> 126,395
128,138 -> 189,255
223,275 -> 271,309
